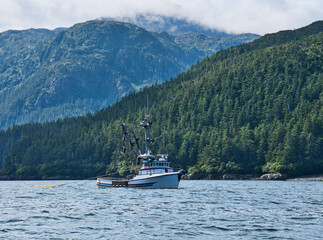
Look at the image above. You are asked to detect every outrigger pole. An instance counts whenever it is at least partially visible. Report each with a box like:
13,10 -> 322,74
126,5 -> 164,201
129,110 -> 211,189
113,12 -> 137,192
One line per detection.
121,123 -> 137,157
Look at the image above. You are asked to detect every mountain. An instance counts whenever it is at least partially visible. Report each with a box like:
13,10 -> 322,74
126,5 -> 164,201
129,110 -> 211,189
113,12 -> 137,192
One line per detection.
107,14 -> 259,50
172,32 -> 259,56
0,20 -> 258,129
0,21 -> 322,180
0,28 -> 56,55
106,14 -> 258,38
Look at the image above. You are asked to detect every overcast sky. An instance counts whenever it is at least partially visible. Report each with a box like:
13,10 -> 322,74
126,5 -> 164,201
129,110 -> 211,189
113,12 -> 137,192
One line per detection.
0,0 -> 322,35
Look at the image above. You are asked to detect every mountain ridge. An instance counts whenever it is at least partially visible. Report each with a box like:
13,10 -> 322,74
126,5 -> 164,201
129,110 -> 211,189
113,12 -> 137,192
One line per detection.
104,14 -> 259,38
0,19 -> 258,129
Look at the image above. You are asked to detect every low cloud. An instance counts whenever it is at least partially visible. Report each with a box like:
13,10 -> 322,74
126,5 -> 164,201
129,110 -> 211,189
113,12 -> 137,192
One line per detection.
0,0 -> 322,34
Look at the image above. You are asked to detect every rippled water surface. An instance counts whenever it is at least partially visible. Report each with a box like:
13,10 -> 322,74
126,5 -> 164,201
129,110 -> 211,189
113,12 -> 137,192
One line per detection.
1,180 -> 322,239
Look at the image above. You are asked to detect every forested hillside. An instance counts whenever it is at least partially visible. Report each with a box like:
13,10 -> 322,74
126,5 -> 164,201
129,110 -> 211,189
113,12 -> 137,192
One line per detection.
0,21 -> 322,179
0,20 -> 258,129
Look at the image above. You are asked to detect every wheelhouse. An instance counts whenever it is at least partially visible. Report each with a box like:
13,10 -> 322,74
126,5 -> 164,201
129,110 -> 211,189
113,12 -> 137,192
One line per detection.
138,154 -> 173,175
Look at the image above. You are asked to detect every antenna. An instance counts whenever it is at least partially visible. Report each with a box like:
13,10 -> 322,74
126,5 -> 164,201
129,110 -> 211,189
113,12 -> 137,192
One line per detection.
163,126 -> 166,148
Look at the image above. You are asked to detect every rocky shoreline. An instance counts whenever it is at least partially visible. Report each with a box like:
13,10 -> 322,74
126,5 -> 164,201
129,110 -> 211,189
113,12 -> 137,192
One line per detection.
1,173 -> 323,181
182,173 -> 323,181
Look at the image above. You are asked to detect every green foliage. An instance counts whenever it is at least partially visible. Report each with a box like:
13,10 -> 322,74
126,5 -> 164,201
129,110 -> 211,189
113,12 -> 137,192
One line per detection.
0,20 -> 257,130
0,21 -> 322,179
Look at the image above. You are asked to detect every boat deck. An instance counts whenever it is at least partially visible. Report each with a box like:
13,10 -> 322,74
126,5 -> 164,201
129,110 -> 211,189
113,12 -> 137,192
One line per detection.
97,177 -> 131,187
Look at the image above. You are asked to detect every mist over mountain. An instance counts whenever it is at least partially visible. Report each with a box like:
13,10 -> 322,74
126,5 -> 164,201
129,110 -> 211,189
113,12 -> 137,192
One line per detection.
105,14 -> 260,38
105,14 -> 231,37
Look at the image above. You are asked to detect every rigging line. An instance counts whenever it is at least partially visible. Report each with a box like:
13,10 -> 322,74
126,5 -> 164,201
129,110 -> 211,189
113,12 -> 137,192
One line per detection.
1,185 -> 55,189
1,173 -> 123,189
167,155 -> 184,170
1,171 -> 132,189
146,95 -> 149,116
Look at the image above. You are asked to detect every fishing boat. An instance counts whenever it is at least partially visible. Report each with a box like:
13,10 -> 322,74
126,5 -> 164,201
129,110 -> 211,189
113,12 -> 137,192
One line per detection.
97,113 -> 184,189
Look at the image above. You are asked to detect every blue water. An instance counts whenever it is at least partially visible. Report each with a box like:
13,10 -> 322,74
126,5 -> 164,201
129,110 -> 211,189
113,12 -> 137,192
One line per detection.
0,180 -> 322,239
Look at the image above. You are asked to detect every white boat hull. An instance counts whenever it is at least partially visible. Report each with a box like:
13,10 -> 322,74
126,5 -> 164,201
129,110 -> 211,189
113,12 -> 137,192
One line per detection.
97,172 -> 181,189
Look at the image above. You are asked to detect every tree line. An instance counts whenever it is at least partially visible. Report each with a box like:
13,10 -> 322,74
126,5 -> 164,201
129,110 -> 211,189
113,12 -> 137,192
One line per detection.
0,23 -> 322,179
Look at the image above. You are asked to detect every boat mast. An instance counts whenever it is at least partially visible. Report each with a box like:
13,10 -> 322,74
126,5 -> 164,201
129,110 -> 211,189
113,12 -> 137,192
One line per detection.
140,96 -> 153,155
146,96 -> 149,153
